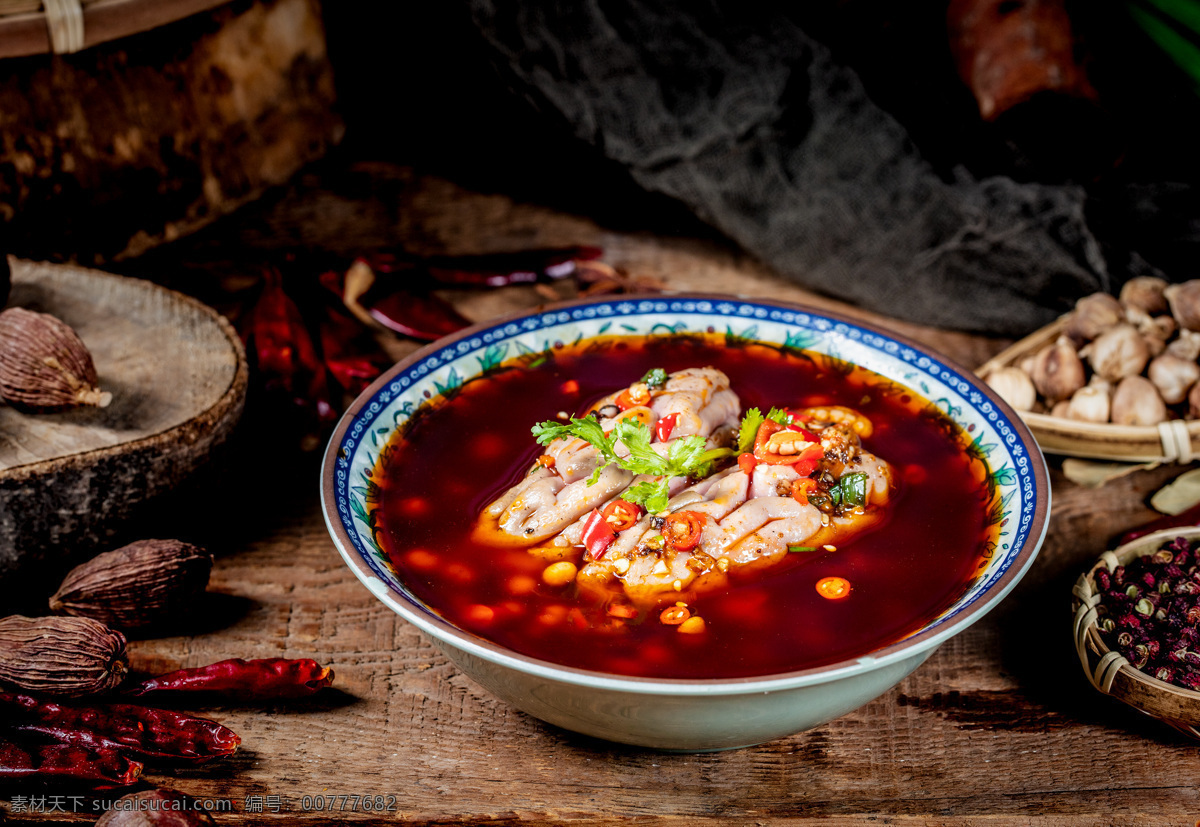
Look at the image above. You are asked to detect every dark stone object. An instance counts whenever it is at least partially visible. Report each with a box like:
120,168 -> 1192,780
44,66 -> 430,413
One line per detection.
466,0 -> 1113,335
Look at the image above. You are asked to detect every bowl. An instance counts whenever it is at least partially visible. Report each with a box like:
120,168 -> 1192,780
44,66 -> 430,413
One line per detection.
975,316 -> 1200,462
321,294 -> 1050,751
1073,527 -> 1200,738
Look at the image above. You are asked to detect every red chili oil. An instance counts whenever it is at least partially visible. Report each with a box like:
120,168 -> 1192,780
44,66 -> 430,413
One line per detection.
375,334 -> 997,679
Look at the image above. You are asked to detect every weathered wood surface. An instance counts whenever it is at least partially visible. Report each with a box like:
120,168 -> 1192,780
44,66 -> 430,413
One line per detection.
5,163 -> 1200,825
0,259 -> 247,589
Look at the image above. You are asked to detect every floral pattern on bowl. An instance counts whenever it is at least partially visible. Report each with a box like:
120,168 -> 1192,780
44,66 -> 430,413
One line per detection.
327,295 -> 1044,639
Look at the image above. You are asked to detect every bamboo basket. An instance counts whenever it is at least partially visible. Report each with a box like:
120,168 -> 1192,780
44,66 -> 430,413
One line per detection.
1072,527 -> 1200,739
0,0 -> 228,57
975,317 -> 1200,463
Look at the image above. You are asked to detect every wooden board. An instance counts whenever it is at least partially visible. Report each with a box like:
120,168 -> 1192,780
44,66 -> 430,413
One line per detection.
0,258 -> 247,589
4,163 -> 1197,824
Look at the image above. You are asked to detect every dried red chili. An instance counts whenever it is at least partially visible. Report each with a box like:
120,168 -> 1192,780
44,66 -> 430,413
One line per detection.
239,266 -> 338,440
1119,502 -> 1200,546
0,737 -> 142,786
0,692 -> 241,764
366,246 -> 603,287
317,304 -> 392,397
357,282 -> 471,341
125,658 -> 334,701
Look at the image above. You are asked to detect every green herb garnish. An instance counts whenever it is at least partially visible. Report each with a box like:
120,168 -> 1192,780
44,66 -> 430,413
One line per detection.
787,545 -> 817,553
737,408 -> 764,453
531,414 -> 734,511
828,472 -> 868,510
640,367 -> 669,388
532,416 -> 616,462
737,407 -> 794,453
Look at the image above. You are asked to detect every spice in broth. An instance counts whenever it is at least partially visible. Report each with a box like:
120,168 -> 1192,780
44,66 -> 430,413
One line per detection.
375,335 -> 996,679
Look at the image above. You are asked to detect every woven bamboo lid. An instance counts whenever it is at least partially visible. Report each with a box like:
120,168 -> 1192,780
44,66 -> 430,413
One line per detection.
0,0 -> 229,58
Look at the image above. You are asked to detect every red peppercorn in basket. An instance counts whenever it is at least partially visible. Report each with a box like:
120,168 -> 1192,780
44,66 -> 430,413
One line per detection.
1073,527 -> 1200,738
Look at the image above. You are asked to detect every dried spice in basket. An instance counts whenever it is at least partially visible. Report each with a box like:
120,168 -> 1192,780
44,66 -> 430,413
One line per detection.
1095,535 -> 1200,690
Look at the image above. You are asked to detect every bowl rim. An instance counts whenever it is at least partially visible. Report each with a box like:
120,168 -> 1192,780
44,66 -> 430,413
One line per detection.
321,292 -> 1051,695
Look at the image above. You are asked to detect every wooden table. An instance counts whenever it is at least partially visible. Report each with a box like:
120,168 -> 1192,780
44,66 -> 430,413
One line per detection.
6,160 -> 1200,825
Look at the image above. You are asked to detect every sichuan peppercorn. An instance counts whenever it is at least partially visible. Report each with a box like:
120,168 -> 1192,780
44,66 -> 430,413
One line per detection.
1095,536 -> 1200,692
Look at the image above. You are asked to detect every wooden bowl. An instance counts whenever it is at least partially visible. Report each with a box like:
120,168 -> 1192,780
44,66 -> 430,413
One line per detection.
976,317 -> 1200,462
1072,527 -> 1200,738
0,258 -> 248,588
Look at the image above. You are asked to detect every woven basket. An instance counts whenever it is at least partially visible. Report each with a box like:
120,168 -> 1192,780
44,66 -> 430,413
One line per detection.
0,0 -> 227,58
1072,527 -> 1200,739
976,317 -> 1200,463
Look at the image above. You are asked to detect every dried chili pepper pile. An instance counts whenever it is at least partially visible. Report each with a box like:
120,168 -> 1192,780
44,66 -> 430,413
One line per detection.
235,246 -> 662,449
0,656 -> 334,789
1095,536 -> 1200,689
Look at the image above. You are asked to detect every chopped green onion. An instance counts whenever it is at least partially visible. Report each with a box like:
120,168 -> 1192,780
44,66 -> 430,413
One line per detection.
640,367 -> 669,388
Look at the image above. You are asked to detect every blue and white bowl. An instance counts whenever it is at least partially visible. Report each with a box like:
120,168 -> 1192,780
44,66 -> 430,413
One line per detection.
320,294 -> 1050,751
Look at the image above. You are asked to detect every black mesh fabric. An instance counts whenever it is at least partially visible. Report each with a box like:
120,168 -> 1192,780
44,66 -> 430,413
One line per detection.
466,0 -> 1112,335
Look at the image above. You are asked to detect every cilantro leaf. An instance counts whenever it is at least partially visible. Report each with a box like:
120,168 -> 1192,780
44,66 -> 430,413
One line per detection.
622,480 -> 671,514
640,367 -> 669,388
766,407 -> 792,425
532,416 -> 616,463
533,412 -> 733,505
613,418 -> 672,476
737,408 -> 764,453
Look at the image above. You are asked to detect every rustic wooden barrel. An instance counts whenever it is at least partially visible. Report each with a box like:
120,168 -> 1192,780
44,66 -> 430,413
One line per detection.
0,0 -> 342,263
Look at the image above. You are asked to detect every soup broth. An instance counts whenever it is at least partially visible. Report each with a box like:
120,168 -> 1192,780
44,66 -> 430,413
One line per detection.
375,335 -> 996,679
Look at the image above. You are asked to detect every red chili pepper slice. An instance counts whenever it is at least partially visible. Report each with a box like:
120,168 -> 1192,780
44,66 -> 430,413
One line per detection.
791,477 -> 819,505
581,508 -> 617,559
792,444 -> 826,477
601,499 -> 642,532
655,413 -> 679,442
614,389 -> 637,411
737,452 -> 758,475
753,421 -> 824,467
125,658 -> 334,701
663,511 -> 706,551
